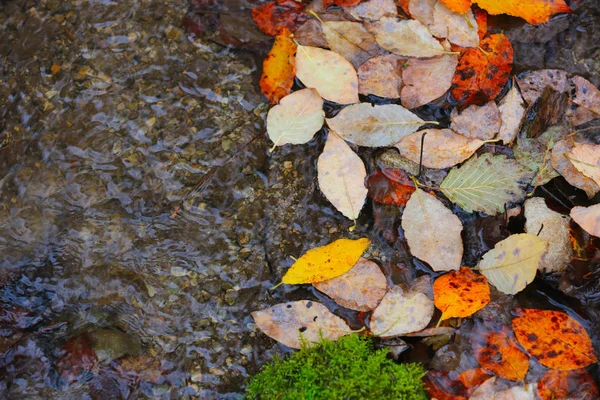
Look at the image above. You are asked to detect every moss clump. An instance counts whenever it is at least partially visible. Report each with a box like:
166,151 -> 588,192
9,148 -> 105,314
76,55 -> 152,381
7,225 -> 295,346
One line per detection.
245,334 -> 427,400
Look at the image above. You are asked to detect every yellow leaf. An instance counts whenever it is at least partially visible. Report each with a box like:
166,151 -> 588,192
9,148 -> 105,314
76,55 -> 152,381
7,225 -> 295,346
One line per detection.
282,238 -> 370,284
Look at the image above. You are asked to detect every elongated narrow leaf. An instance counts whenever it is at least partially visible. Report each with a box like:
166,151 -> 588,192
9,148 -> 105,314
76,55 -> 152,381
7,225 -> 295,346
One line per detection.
497,84 -> 526,144
367,17 -> 447,58
440,153 -> 530,215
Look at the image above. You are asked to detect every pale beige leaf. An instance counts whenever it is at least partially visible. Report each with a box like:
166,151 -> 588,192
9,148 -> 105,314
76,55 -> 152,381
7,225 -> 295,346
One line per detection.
430,1 -> 479,48
313,258 -> 387,311
266,89 -> 325,150
524,197 -> 572,273
367,17 -> 447,58
296,45 -> 359,105
571,204 -> 600,238
370,276 -> 434,338
408,0 -> 436,26
477,233 -> 548,295
345,0 -> 397,21
551,138 -> 600,199
358,54 -> 405,98
567,143 -> 600,187
497,84 -> 526,144
450,102 -> 501,140
569,75 -> 600,125
326,103 -> 425,147
395,129 -> 484,169
402,188 -> 463,271
321,21 -> 383,69
470,378 -> 535,400
317,131 -> 368,220
251,300 -> 350,349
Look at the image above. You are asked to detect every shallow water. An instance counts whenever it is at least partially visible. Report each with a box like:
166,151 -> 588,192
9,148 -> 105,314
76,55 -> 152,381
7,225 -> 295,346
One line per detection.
0,0 -> 599,398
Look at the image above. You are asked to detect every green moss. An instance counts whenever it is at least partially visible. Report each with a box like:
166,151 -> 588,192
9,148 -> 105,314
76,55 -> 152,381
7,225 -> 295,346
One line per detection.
245,334 -> 427,400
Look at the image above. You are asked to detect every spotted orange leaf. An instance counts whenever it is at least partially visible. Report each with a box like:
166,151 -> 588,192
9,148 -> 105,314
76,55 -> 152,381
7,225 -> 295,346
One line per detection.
259,29 -> 296,104
451,33 -> 513,107
474,8 -> 487,41
457,368 -> 492,389
252,0 -> 307,37
538,369 -> 599,400
512,308 -> 598,370
365,169 -> 415,207
434,267 -> 490,321
424,370 -> 468,400
440,0 -> 472,14
473,0 -> 570,25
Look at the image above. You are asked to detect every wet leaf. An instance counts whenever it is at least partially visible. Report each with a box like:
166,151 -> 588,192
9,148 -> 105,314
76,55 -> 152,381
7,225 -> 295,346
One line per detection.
326,103 -> 425,147
512,308 -> 598,370
252,300 -> 350,349
396,129 -> 483,169
451,33 -> 513,107
259,29 -> 296,104
551,138 -> 600,199
331,0 -> 364,6
570,75 -> 600,125
473,0 -> 571,26
296,45 -> 359,105
537,369 -> 600,400
516,69 -> 571,105
409,0 -> 436,26
440,0 -> 472,14
524,197 -> 573,273
313,258 -> 387,311
367,17 -> 447,58
117,354 -> 164,384
470,377 -> 535,399
294,19 -> 328,48
282,238 -> 371,284
317,131 -> 368,221
457,368 -> 492,389
358,54 -> 405,98
513,127 -> 563,187
567,143 -> 600,188
320,21 -> 383,69
365,168 -> 416,206
402,188 -> 463,272
425,370 -> 468,400
450,102 -> 501,140
252,0 -> 307,36
430,2 -> 479,48
57,335 -> 98,383
571,204 -> 600,238
370,276 -> 434,337
266,88 -> 325,150
440,153 -> 529,215
497,83 -> 526,144
345,0 -> 398,22
477,233 -> 548,295
433,267 -> 490,321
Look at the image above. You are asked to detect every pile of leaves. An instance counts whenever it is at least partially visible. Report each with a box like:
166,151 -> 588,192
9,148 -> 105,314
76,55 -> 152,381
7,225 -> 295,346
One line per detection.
246,0 -> 600,398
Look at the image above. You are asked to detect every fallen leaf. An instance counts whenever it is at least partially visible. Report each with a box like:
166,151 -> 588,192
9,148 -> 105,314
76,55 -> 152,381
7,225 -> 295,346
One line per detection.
570,204 -> 600,238
408,0 -> 436,26
293,19 -> 328,48
397,0 -> 410,15
357,54 -> 405,98
474,8 -> 487,40
402,188 -> 463,272
395,129 -> 484,169
281,238 -> 371,284
551,138 -> 600,199
451,33 -> 513,107
252,300 -> 350,349
570,75 -> 600,125
252,0 -> 308,36
430,2 -> 479,48
473,0 -> 571,26
512,308 -> 598,370
477,233 -> 548,295
326,103 -> 425,147
497,83 -> 527,144
537,369 -> 600,400
259,29 -> 297,104
433,267 -> 490,321
313,258 -> 387,311
317,131 -> 368,221
450,102 -> 501,140
400,41 -> 458,109
470,377 -> 535,400
367,17 -> 448,58
320,21 -> 383,69
524,197 -> 573,273
516,69 -> 571,105
365,168 -> 416,206
440,153 -> 530,215
425,370 -> 468,400
457,368 -> 492,389
370,276 -> 434,337
513,127 -> 563,187
376,151 -> 421,176
331,0 -> 364,6
345,0 -> 397,21
266,88 -> 325,150
567,143 -> 600,188
296,45 -> 359,104
440,0 -> 472,14
57,335 -> 98,383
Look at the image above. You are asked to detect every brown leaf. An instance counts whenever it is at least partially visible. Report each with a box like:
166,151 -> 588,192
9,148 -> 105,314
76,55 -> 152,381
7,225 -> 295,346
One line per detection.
345,0 -> 398,21
551,138 -> 600,199
538,369 -> 599,400
321,21 -> 384,69
450,102 -> 501,140
358,54 -> 405,98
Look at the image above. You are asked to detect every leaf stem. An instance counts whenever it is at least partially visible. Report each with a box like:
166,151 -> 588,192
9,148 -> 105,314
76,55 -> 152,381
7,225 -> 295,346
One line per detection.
270,282 -> 284,290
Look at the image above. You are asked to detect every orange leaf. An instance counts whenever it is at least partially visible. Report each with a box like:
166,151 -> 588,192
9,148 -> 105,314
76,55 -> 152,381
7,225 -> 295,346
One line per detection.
252,0 -> 307,37
397,0 -> 410,16
259,29 -> 296,104
512,308 -> 598,370
538,369 -> 599,400
332,0 -> 364,5
457,368 -> 492,389
434,267 -> 490,321
472,322 -> 530,381
440,0 -> 472,14
365,169 -> 415,207
451,33 -> 513,107
424,371 -> 468,400
474,8 -> 487,41
473,0 -> 570,25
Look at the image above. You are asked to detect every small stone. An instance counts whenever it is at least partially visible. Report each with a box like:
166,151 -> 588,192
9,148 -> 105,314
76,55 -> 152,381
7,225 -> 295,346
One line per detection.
191,371 -> 203,382
170,266 -> 189,277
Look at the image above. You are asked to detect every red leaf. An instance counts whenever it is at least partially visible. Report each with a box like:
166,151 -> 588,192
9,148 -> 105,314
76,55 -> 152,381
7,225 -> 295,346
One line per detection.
424,370 -> 468,400
538,369 -> 599,400
366,168 -> 415,207
252,0 -> 307,37
56,335 -> 98,383
474,8 -> 487,41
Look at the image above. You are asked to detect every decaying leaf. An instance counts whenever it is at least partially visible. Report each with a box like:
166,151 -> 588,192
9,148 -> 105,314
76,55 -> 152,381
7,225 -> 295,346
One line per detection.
266,88 -> 324,150
252,0 -> 307,36
524,197 -> 573,273
440,0 -> 472,14
570,75 -> 600,125
430,2 -> 479,48
317,131 -> 368,221
477,233 -> 548,295
357,54 -> 405,98
571,204 -> 600,238
326,103 -> 425,147
296,45 -> 359,104
281,237 -> 371,284
512,308 -> 598,370
567,143 -> 600,188
451,33 -> 513,106
260,29 -> 297,104
370,276 -> 434,337
252,300 -> 350,349
440,153 -> 530,215
551,138 -> 600,199
537,369 -> 600,400
433,267 -> 490,321
450,102 -> 501,140
469,377 -> 535,400
313,258 -> 387,311
395,129 -> 484,169
516,69 -> 571,105
497,83 -> 527,144
345,0 -> 397,22
293,19 -> 328,48
320,21 -> 383,69
408,0 -> 436,26
402,188 -> 463,272
424,370 -> 468,400
513,127 -> 563,187
473,0 -> 571,26
365,168 -> 416,206
457,368 -> 492,389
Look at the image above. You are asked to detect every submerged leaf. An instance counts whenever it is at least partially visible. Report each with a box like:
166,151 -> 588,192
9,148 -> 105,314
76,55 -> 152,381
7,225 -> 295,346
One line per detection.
252,0 -> 307,36
537,369 -> 600,400
570,204 -> 600,238
259,29 -> 297,104
473,0 -> 571,25
365,168 -> 416,206
433,267 -> 490,321
367,17 -> 447,58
